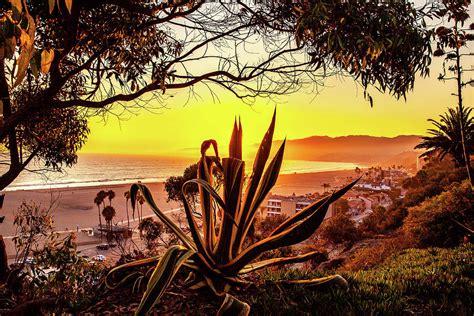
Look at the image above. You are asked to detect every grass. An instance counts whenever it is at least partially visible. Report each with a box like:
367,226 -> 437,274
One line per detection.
79,245 -> 473,315
243,244 -> 474,315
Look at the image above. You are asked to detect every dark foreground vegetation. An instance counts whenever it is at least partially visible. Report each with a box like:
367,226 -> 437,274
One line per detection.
57,245 -> 474,315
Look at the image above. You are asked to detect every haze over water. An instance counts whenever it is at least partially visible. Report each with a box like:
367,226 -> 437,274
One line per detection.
5,153 -> 360,191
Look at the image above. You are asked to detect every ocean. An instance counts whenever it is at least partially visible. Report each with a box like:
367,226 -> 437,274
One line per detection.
4,153 -> 360,191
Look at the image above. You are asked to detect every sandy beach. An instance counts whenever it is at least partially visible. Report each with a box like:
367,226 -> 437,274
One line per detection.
1,169 -> 357,236
0,169 -> 357,260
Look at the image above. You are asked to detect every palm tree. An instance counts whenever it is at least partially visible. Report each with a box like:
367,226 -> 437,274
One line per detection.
102,206 -> 116,233
124,191 -> 130,229
137,192 -> 145,223
94,191 -> 107,239
107,190 -> 116,206
322,183 -> 331,193
355,167 -> 362,177
137,192 -> 145,236
415,107 -> 473,168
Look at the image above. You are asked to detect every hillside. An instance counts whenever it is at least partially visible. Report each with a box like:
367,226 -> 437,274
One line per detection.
275,135 -> 422,167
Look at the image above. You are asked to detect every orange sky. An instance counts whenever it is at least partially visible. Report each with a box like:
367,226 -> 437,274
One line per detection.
82,57 -> 473,158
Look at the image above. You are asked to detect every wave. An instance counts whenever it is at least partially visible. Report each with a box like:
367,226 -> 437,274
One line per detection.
3,155 -> 361,192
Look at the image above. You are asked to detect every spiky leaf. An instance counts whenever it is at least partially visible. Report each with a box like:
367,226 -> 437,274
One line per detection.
135,245 -> 194,316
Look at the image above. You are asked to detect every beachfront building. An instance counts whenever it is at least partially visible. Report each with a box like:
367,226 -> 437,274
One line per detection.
366,192 -> 392,210
261,193 -> 335,220
355,183 -> 391,191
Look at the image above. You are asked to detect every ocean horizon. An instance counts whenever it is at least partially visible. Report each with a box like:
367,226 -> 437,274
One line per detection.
3,153 -> 361,191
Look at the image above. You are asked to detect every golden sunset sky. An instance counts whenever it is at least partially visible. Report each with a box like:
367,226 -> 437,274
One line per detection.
82,44 -> 473,158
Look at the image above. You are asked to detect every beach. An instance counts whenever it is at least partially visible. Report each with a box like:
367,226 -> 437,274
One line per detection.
1,169 -> 356,259
1,168 -> 356,234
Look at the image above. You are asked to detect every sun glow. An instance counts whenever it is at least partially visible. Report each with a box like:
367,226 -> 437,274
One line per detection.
82,60 -> 470,158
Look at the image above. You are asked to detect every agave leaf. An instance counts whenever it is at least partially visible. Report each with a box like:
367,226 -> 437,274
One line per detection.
106,271 -> 141,290
239,251 -> 323,274
132,276 -> 142,294
217,294 -> 250,316
130,183 -> 195,250
271,177 -> 360,236
240,140 -> 286,244
183,271 -> 207,290
106,255 -> 161,289
229,117 -> 242,160
280,274 -> 349,290
223,180 -> 356,274
201,139 -> 219,158
233,109 -> 276,256
198,145 -> 219,251
215,157 -> 244,263
135,245 -> 194,316
184,179 -> 237,227
182,187 -> 217,266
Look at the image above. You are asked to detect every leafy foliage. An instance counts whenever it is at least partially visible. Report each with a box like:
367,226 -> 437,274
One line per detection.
164,164 -> 199,203
333,198 -> 350,215
2,200 -> 104,314
12,201 -> 53,264
138,218 -> 164,251
30,234 -> 105,311
248,245 -> 474,315
359,205 -> 406,235
415,107 -> 473,167
0,0 -> 435,191
19,107 -> 89,171
402,156 -> 467,207
319,213 -> 359,244
403,180 -> 473,248
256,214 -> 289,240
289,0 -> 432,100
106,112 -> 357,315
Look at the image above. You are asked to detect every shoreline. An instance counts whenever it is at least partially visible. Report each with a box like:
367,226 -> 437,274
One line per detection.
0,168 -> 357,233
3,168 -> 358,194
0,168 -> 357,262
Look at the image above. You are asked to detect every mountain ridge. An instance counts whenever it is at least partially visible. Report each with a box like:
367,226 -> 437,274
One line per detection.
269,134 -> 422,168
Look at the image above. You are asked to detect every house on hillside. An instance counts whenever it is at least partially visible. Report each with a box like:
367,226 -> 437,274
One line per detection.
366,192 -> 392,210
260,193 -> 335,220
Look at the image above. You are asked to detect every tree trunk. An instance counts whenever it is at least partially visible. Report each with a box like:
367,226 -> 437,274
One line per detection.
126,202 -> 130,228
0,235 -> 8,283
455,22 -> 473,187
97,206 -> 103,240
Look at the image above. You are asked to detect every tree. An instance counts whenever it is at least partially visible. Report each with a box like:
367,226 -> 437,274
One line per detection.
135,191 -> 145,234
124,190 -> 130,229
403,180 -> 473,248
322,183 -> 331,193
416,107 -> 473,167
333,198 -> 350,215
138,218 -> 164,250
256,214 -> 289,239
102,205 -> 116,233
0,0 -> 432,190
429,0 -> 474,185
164,163 -> 199,203
93,190 -> 107,238
106,190 -> 116,206
355,167 -> 362,177
320,213 -> 359,244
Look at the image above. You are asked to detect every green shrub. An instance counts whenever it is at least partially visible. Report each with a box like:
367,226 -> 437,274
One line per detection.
402,157 -> 467,208
247,245 -> 474,315
138,218 -> 164,250
359,205 -> 407,235
403,180 -> 473,248
320,213 -> 359,244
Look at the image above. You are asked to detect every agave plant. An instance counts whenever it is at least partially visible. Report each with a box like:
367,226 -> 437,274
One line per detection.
106,111 -> 357,315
